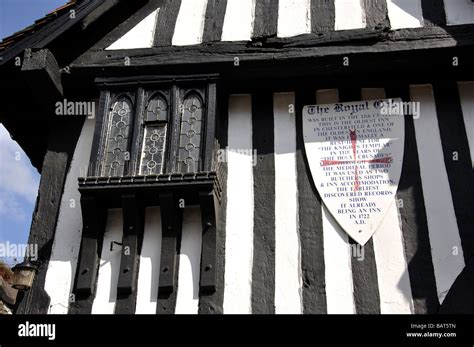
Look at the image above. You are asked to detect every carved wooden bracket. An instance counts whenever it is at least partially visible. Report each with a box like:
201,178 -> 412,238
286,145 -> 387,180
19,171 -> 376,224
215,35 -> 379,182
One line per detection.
198,190 -> 219,294
74,195 -> 107,296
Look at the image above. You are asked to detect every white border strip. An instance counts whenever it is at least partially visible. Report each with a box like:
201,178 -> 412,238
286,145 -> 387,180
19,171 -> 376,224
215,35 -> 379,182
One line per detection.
221,0 -> 255,41
335,0 -> 367,30
386,0 -> 423,29
223,94 -> 254,314
175,207 -> 203,314
273,92 -> 302,313
91,209 -> 123,314
277,0 -> 311,37
135,207 -> 162,314
106,9 -> 159,50
172,0 -> 208,46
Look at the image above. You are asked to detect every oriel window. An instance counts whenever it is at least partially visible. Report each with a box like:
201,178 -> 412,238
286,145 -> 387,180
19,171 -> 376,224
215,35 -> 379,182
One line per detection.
92,76 -> 217,178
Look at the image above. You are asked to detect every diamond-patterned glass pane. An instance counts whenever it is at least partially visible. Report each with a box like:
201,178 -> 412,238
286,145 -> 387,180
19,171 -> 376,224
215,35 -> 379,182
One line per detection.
102,98 -> 132,176
176,94 -> 202,173
140,125 -> 167,175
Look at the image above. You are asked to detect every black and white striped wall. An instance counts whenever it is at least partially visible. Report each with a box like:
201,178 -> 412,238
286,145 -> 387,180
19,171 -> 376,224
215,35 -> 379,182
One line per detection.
104,0 -> 474,50
43,81 -> 474,314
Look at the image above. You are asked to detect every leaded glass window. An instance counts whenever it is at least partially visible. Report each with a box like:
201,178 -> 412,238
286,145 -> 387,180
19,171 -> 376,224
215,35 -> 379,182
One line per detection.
145,96 -> 168,122
102,96 -> 132,176
177,93 -> 203,173
139,95 -> 168,175
93,79 -> 215,179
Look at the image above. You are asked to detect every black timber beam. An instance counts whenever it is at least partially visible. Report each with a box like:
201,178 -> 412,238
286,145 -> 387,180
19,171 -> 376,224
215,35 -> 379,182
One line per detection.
80,0 -> 124,31
15,117 -> 85,314
21,48 -> 63,110
66,26 -> 474,94
0,0 -> 104,66
77,172 -> 221,208
203,81 -> 217,171
65,48 -> 474,97
75,196 -> 107,295
198,191 -> 218,294
49,0 -> 149,68
0,59 -> 54,172
72,25 -> 474,69
69,195 -> 107,314
157,192 -> 183,314
115,193 -> 144,314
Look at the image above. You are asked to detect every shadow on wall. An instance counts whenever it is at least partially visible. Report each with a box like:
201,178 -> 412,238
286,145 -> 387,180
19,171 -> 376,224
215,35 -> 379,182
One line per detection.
439,257 -> 474,313
391,0 -> 474,42
390,0 -> 424,24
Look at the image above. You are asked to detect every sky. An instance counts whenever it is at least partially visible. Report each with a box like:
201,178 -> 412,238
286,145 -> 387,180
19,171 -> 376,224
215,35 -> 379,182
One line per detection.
0,0 -> 67,265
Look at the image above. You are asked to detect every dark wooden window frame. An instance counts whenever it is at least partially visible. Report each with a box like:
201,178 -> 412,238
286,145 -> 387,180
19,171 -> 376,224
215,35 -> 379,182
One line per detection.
100,91 -> 136,177
89,74 -> 219,178
138,90 -> 170,175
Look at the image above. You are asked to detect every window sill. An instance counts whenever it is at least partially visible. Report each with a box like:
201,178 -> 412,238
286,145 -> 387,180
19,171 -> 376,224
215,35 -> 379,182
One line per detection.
77,171 -> 221,208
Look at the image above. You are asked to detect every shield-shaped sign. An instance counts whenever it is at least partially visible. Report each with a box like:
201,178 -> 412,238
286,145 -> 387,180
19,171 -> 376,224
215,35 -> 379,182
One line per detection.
303,99 -> 405,245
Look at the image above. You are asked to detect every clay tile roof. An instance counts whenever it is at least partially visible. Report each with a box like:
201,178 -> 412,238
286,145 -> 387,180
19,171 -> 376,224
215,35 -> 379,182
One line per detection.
0,0 -> 78,51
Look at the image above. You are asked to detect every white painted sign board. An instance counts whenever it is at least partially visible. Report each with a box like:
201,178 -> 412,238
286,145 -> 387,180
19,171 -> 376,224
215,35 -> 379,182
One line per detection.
303,99 -> 405,245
